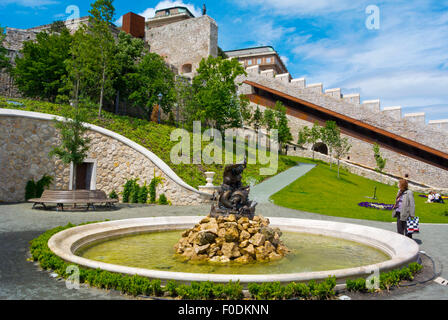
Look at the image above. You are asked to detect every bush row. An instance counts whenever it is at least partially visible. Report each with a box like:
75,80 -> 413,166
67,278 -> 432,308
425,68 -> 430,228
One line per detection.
346,262 -> 423,292
30,223 -> 423,300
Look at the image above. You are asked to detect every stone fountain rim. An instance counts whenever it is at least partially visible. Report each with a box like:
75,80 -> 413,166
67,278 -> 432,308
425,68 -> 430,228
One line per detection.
47,216 -> 420,284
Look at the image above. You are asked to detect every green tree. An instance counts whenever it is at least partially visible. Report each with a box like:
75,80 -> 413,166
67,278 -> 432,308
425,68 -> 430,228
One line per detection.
62,27 -> 92,107
264,108 -> 277,151
186,56 -> 247,130
251,106 -> 263,132
320,121 -> 340,169
308,122 -> 322,160
297,126 -> 310,149
114,31 -> 145,103
12,28 -> 72,102
239,94 -> 252,126
49,109 -> 91,190
373,143 -> 387,173
88,0 -> 117,117
334,137 -> 352,178
127,52 -> 176,120
0,26 -> 10,71
274,102 -> 293,154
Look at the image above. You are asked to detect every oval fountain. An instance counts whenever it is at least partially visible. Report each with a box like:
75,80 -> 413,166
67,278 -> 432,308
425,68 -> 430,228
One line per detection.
48,162 -> 419,285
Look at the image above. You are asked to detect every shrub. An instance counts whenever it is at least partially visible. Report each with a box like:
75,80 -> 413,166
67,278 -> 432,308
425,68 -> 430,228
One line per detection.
347,263 -> 423,293
25,180 -> 37,201
25,174 -> 53,201
138,184 -> 148,204
109,190 -> 118,200
36,175 -> 53,198
158,193 -> 168,205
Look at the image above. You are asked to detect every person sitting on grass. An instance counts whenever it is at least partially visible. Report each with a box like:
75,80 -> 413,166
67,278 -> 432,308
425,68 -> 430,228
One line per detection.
434,192 -> 445,204
427,191 -> 435,203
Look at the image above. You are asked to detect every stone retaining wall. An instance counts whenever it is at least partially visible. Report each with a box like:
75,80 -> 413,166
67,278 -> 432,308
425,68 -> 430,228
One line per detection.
0,113 -> 209,204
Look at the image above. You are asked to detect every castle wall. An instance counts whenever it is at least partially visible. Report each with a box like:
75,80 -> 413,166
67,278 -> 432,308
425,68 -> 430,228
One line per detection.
145,15 -> 218,77
0,111 -> 210,204
245,99 -> 448,189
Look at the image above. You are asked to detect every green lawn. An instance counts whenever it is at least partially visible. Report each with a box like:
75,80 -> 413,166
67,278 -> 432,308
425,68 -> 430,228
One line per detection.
0,96 -> 300,189
271,159 -> 448,224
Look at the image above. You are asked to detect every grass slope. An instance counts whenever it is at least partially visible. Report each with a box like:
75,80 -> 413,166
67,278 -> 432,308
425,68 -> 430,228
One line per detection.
0,96 -> 300,189
271,159 -> 448,224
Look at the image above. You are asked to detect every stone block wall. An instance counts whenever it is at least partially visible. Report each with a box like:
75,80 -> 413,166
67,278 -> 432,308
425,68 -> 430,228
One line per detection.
145,15 -> 218,76
0,115 -> 208,205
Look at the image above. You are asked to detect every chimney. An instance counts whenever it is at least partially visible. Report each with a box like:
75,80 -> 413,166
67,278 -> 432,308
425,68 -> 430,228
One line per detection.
122,12 -> 145,38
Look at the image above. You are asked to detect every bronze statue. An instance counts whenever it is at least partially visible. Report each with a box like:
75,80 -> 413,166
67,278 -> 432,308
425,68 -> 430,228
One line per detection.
210,159 -> 257,219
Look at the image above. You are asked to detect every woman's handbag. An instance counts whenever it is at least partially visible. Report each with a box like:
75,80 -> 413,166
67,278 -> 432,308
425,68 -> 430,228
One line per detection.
407,216 -> 420,234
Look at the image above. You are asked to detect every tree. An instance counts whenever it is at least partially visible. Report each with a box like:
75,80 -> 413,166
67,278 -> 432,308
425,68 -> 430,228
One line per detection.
114,31 -> 145,103
275,101 -> 293,154
373,143 -> 387,173
297,126 -> 310,149
239,94 -> 252,126
334,137 -> 352,178
264,108 -> 277,151
320,121 -> 340,169
308,121 -> 322,160
88,0 -> 117,117
62,27 -> 92,107
251,106 -> 263,133
12,27 -> 72,102
0,26 -> 10,72
127,52 -> 176,121
186,56 -> 247,130
49,109 -> 91,191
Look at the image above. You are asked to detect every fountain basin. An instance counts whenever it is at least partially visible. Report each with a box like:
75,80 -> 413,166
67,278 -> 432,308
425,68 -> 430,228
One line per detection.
48,216 -> 419,284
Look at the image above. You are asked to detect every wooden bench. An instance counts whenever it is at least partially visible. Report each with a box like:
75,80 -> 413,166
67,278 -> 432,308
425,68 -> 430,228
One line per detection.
29,190 -> 118,211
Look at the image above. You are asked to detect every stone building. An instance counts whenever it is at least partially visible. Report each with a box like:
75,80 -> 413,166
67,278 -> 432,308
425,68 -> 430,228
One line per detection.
225,46 -> 289,76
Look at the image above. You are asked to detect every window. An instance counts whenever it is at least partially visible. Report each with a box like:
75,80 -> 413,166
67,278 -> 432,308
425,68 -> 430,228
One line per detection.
257,58 -> 262,65
266,57 -> 272,63
182,64 -> 192,74
165,10 -> 170,16
247,60 -> 253,66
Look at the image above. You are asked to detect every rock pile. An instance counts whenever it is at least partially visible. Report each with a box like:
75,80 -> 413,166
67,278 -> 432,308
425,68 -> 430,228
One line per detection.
174,215 -> 290,264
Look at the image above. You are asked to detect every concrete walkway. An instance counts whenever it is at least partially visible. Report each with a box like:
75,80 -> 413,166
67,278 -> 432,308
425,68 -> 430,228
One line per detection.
250,163 -> 316,203
0,201 -> 447,300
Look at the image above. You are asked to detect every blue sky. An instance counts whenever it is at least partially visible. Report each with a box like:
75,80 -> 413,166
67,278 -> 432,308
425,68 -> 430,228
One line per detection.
1,0 -> 448,121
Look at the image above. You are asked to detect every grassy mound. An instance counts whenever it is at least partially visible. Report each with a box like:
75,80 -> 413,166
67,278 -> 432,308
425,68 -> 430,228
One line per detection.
271,159 -> 448,223
1,96 -> 300,189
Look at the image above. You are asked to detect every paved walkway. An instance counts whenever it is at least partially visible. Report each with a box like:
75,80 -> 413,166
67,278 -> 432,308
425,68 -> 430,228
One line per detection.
0,201 -> 447,300
250,163 -> 316,203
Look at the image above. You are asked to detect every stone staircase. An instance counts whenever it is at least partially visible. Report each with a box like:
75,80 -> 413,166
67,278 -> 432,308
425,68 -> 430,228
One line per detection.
243,65 -> 448,133
239,65 -> 448,154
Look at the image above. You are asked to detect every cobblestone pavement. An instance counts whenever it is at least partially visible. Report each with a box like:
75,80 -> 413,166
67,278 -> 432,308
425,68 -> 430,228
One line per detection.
0,202 -> 446,300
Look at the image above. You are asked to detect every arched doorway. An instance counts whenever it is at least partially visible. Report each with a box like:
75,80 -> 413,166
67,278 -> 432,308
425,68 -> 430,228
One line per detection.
312,142 -> 328,155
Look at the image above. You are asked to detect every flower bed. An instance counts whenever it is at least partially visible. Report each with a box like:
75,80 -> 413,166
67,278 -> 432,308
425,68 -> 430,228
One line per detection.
358,202 -> 394,211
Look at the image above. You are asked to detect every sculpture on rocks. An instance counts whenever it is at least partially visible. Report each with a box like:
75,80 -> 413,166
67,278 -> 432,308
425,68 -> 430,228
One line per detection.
173,159 -> 290,264
210,159 -> 257,219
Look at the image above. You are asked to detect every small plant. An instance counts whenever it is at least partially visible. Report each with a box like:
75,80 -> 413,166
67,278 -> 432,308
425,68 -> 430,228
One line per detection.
373,143 -> 387,173
25,180 -> 37,201
25,174 -> 53,201
138,183 -> 149,204
158,193 -> 169,205
109,190 -> 118,200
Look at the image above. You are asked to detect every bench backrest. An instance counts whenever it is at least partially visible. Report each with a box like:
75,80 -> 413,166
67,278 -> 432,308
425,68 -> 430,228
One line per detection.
40,190 -> 108,201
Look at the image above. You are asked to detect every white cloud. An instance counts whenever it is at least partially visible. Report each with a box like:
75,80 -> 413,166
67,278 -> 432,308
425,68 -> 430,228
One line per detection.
233,0 -> 364,16
286,3 -> 448,119
115,0 -> 202,26
0,0 -> 58,7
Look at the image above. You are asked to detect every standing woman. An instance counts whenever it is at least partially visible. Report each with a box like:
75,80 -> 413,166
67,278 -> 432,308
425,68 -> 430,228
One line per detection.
392,179 -> 415,238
